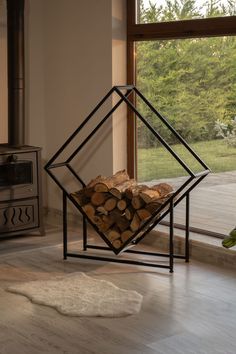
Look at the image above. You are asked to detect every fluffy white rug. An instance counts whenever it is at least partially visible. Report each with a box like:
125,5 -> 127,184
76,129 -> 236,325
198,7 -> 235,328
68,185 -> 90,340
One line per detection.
7,272 -> 143,317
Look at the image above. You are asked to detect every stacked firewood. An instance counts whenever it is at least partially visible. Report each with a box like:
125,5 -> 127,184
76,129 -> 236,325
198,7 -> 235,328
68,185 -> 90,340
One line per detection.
71,170 -> 173,250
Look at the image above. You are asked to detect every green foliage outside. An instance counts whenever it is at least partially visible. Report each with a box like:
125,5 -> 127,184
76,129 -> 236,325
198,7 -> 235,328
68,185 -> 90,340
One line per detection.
215,118 -> 236,147
136,0 -> 236,148
138,0 -> 236,23
138,139 -> 236,181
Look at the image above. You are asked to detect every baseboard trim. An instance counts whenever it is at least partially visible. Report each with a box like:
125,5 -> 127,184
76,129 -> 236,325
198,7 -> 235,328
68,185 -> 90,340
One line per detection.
44,207 -> 83,229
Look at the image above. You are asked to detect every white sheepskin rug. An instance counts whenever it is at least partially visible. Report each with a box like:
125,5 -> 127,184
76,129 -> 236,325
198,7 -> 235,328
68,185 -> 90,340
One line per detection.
7,272 -> 143,317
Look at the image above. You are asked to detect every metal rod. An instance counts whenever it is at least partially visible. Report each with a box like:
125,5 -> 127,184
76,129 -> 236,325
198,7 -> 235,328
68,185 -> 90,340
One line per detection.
45,87 -> 116,169
63,191 -> 67,259
66,164 -> 86,187
194,169 -> 211,178
66,252 -> 171,269
47,162 -> 86,188
66,90 -> 133,163
66,193 -> 119,254
134,175 -> 194,245
124,175 -> 196,247
45,85 -> 211,271
83,216 -> 87,251
185,193 -> 190,262
114,87 -> 195,176
86,244 -> 186,259
135,174 -> 208,246
169,198 -> 174,273
45,169 -> 69,196
133,86 -> 211,171
47,162 -> 69,169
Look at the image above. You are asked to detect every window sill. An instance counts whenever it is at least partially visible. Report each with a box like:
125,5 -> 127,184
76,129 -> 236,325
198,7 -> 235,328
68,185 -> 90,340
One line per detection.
144,225 -> 236,270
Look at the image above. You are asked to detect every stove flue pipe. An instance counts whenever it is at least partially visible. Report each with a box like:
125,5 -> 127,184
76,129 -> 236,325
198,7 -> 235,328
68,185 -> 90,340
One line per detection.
7,0 -> 25,146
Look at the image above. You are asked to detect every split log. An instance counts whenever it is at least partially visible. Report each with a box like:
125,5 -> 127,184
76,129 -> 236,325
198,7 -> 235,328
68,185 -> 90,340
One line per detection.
71,190 -> 90,206
86,175 -> 106,188
116,216 -> 130,233
96,206 -> 108,215
109,179 -> 137,199
131,195 -> 145,210
94,170 -> 129,192
83,187 -> 95,198
106,227 -> 120,242
145,202 -> 162,214
140,189 -> 161,204
109,208 -> 123,219
121,229 -> 133,243
104,197 -> 117,212
91,192 -> 109,206
117,199 -> 127,211
125,184 -> 148,200
151,183 -> 174,197
125,206 -> 135,221
138,183 -> 173,204
112,239 -> 122,249
136,208 -> 152,221
96,215 -> 114,232
102,214 -> 115,226
82,204 -> 95,219
130,213 -> 141,232
92,215 -> 102,225
108,209 -> 130,232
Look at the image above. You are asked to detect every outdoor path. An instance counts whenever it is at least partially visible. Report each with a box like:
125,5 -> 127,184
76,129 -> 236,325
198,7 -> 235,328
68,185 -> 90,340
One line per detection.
150,171 -> 236,236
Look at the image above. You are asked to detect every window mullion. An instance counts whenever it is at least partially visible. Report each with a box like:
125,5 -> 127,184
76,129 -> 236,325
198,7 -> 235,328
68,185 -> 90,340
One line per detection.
128,16 -> 236,41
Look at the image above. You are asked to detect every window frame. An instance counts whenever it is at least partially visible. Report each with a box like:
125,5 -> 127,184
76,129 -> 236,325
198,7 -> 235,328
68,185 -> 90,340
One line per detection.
126,0 -> 236,178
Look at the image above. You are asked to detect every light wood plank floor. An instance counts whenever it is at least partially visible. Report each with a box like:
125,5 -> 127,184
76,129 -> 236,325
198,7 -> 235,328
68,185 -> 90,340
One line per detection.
0,227 -> 236,354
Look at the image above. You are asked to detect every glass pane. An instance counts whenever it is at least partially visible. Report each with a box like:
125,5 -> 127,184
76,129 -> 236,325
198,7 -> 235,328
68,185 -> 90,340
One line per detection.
136,36 -> 236,235
0,161 -> 33,187
137,0 -> 236,24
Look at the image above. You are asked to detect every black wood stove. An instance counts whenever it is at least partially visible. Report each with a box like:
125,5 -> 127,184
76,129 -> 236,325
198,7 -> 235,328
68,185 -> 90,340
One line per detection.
0,1 -> 44,238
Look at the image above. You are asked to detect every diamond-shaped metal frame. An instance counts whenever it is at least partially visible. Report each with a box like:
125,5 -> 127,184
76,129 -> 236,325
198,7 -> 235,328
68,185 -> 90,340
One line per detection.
45,85 -> 210,272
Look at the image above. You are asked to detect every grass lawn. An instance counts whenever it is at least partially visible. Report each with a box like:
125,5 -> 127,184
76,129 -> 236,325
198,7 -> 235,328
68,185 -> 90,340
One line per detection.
137,139 -> 236,182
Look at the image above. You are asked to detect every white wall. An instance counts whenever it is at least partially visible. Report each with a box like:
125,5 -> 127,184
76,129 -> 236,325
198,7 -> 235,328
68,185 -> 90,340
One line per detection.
26,0 -> 126,211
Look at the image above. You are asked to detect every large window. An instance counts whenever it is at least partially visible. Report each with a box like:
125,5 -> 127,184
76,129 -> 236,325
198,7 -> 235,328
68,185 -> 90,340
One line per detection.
127,0 -> 236,236
137,0 -> 236,23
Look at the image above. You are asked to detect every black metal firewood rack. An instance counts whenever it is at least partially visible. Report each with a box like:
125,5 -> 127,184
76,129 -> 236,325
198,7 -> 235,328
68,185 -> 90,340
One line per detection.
45,85 -> 210,272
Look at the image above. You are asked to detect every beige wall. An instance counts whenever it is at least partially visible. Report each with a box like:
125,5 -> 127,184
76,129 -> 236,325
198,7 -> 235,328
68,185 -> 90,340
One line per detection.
112,0 -> 127,173
25,0 -> 46,149
26,0 -> 126,211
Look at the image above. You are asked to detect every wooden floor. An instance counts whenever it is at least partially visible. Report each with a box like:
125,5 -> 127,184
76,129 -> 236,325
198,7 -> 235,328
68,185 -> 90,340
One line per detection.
0,227 -> 236,354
